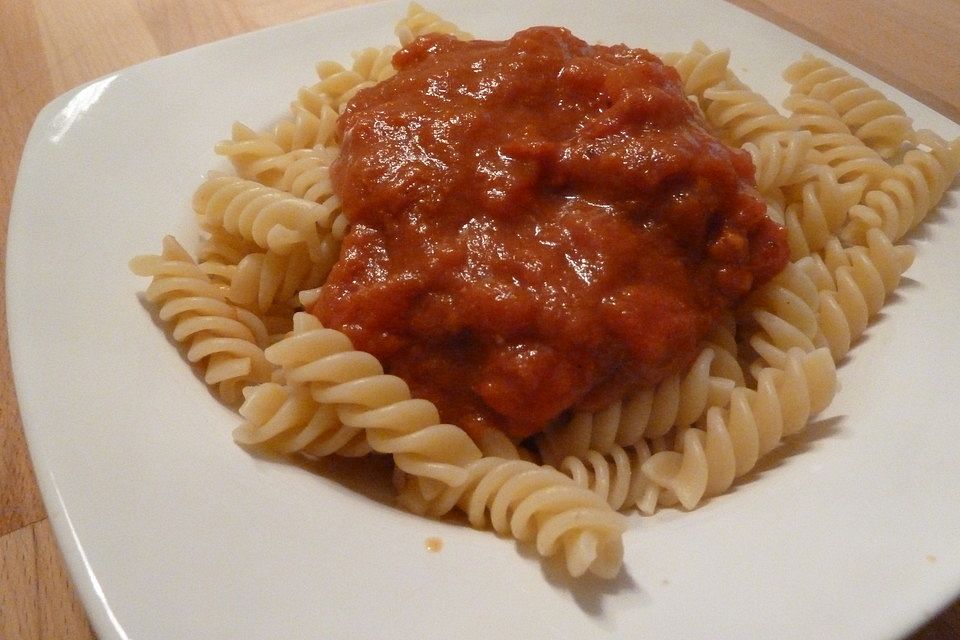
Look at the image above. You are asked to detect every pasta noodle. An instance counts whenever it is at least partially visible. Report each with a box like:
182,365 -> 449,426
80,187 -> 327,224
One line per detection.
192,174 -> 341,263
659,40 -> 734,106
640,347 -> 837,510
784,54 -> 915,158
234,381 -> 371,458
227,245 -> 328,314
741,130 -> 815,195
130,236 -> 273,404
537,335 -> 744,465
844,131 -> 960,244
264,312 -> 483,485
396,456 -> 628,578
130,5 -> 960,579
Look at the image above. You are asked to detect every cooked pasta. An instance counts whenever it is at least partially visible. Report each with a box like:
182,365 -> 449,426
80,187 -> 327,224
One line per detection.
558,444 -> 659,514
640,347 -> 837,510
538,337 -> 744,464
702,85 -> 795,147
395,2 -> 472,46
263,312 -> 484,486
129,6 -> 960,579
396,456 -> 627,578
213,123 -> 289,181
784,53 -> 915,158
784,94 -> 893,192
227,245 -> 329,314
130,236 -> 273,404
658,40 -> 733,106
778,165 -> 861,258
234,381 -> 371,458
744,228 -> 914,371
192,174 -> 341,263
742,130 -> 815,195
844,131 -> 960,243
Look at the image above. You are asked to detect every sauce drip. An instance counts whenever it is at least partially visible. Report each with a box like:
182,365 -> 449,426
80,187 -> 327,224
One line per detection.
315,27 -> 788,441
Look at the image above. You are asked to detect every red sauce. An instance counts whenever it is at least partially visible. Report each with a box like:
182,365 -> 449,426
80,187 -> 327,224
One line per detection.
313,27 -> 787,441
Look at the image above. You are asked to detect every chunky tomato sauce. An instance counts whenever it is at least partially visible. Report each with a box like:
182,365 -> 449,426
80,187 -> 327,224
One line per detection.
313,27 -> 787,441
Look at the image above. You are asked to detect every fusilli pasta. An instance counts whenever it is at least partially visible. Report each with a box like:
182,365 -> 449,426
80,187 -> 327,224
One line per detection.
129,10 -> 960,580
784,54 -> 915,159
130,236 -> 273,404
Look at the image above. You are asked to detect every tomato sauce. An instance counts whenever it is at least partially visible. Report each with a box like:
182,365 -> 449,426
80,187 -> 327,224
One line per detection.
313,27 -> 788,441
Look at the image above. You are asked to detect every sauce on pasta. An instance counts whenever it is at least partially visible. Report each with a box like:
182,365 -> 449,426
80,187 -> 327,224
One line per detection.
314,27 -> 788,441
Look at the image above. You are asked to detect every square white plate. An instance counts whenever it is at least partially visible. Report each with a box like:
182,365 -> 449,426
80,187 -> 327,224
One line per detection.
8,1 -> 960,638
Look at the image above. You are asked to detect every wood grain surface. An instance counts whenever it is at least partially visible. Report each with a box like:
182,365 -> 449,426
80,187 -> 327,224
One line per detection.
1,1 -> 957,638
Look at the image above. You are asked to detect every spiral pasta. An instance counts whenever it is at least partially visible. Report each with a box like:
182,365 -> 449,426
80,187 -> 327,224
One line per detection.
558,443 -> 661,515
640,347 -> 837,511
130,7 -> 960,580
538,339 -> 744,464
227,245 -> 329,314
844,131 -> 960,244
192,174 -> 340,263
397,456 -> 627,578
777,168 -> 863,259
129,236 -> 272,404
213,123 -> 289,183
395,2 -> 472,47
659,41 -> 733,106
271,147 -> 340,203
745,228 -> 914,371
259,312 -> 483,486
784,54 -> 914,159
702,85 -> 795,148
784,94 -> 892,193
742,130 -> 815,195
233,381 -> 371,458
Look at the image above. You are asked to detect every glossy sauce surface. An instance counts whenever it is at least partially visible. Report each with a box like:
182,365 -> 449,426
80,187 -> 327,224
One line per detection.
315,27 -> 787,440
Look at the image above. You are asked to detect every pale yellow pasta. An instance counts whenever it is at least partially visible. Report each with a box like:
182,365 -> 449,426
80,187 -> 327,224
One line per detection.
351,46 -> 401,83
784,54 -> 914,159
306,62 -> 372,115
558,444 -> 660,514
129,8 -> 960,579
747,229 -> 914,369
659,41 -> 733,106
702,85 -> 795,148
538,341 -> 743,464
742,130 -> 815,195
129,236 -> 272,404
277,104 -> 339,152
844,131 -> 960,244
192,174 -> 340,262
293,83 -> 351,136
234,381 -> 371,457
784,94 -> 893,192
778,168 -> 862,259
218,145 -> 314,191
397,456 -> 627,578
743,261 -> 822,369
395,2 -> 472,47
217,46 -> 395,181
228,245 -> 329,314
641,347 -> 837,511
272,147 -> 339,203
782,93 -> 850,135
816,230 -> 915,359
262,313 -> 483,486
197,228 -> 260,267
213,122 -> 288,181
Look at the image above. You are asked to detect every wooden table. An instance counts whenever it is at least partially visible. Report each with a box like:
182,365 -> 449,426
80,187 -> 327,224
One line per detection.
1,1 -> 958,637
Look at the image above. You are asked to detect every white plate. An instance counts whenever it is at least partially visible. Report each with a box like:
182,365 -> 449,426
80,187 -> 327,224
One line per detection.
8,1 -> 960,638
